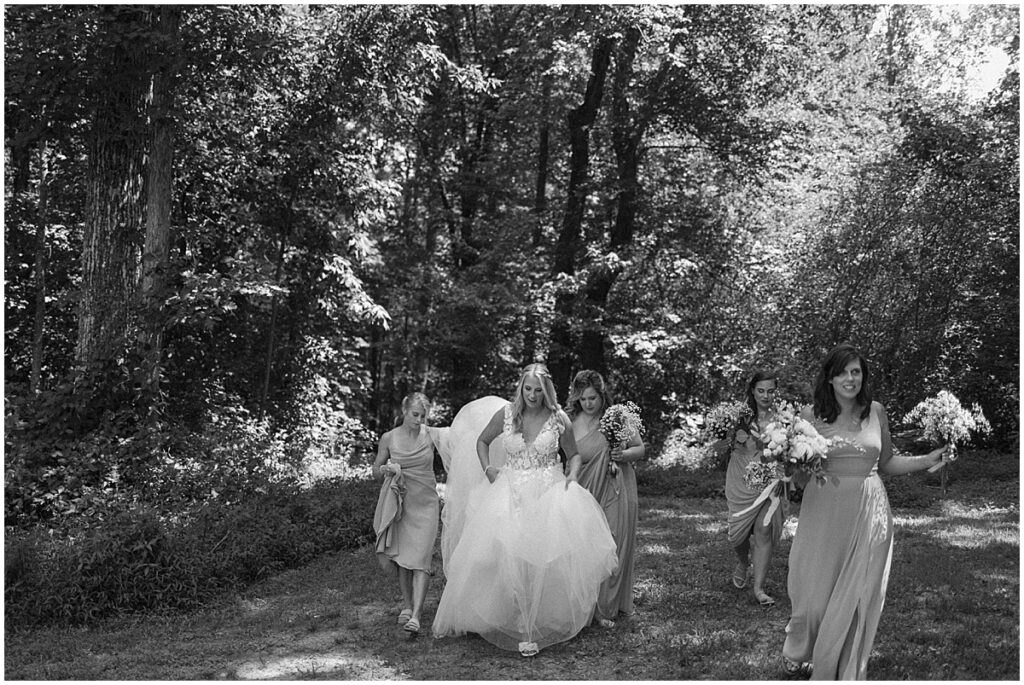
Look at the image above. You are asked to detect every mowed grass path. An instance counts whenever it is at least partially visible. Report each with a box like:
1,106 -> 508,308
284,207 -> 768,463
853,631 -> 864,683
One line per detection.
5,454 -> 1019,680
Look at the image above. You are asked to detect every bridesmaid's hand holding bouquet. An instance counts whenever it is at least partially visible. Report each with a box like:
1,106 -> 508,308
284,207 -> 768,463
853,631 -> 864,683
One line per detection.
601,402 -> 644,476
904,390 -> 991,472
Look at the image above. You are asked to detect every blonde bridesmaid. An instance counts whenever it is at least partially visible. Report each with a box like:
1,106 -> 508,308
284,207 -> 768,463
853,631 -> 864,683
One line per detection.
372,392 -> 442,635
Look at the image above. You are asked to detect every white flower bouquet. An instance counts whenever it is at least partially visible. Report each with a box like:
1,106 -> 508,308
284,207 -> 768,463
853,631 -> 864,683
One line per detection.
702,400 -> 752,442
600,401 -> 644,476
905,390 -> 991,473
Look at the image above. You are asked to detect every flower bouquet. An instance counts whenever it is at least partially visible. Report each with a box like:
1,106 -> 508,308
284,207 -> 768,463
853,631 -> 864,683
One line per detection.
600,401 -> 645,476
735,401 -> 844,526
702,400 -> 753,443
904,390 -> 991,492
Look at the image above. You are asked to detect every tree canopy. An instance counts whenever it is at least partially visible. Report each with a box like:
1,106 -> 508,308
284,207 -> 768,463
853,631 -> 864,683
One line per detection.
4,4 -> 1018,524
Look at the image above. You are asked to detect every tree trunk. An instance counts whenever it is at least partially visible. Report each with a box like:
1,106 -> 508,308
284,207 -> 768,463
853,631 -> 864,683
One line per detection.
140,6 -> 181,388
258,218 -> 290,419
77,11 -> 150,368
549,35 -> 615,393
576,26 -> 645,373
30,142 -> 49,393
533,76 -> 552,247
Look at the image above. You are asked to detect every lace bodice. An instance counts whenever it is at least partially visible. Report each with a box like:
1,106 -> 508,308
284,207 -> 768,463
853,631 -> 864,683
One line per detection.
502,406 -> 563,470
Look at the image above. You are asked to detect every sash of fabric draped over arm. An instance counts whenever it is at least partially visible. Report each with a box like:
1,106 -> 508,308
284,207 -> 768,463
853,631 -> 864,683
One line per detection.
373,465 -> 405,553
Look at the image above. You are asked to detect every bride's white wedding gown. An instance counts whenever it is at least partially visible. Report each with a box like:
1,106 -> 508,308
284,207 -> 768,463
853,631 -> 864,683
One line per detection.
432,397 -> 618,654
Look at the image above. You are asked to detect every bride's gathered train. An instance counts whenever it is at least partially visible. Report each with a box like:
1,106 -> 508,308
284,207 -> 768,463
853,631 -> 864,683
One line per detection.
432,396 -> 618,655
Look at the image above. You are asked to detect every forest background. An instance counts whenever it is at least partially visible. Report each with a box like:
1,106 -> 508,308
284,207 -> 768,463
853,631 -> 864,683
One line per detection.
3,4 -> 1019,628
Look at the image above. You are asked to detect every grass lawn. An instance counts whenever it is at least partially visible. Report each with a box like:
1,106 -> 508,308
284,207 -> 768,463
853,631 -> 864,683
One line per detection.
4,450 -> 1018,680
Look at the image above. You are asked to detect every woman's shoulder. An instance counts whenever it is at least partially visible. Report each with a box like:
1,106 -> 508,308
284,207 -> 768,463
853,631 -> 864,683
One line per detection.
553,408 -> 572,427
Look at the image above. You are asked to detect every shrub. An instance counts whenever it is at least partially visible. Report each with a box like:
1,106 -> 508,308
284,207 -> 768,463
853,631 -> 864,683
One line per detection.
4,477 -> 380,629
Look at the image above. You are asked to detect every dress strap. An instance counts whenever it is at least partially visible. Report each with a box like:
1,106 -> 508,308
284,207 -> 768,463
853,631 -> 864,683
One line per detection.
502,404 -> 513,436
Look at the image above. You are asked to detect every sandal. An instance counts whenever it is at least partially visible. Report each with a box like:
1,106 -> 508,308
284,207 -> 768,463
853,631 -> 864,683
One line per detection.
403,617 -> 420,634
518,641 -> 539,657
596,618 -> 615,629
754,589 -> 776,606
782,657 -> 803,677
397,609 -> 413,625
732,563 -> 748,589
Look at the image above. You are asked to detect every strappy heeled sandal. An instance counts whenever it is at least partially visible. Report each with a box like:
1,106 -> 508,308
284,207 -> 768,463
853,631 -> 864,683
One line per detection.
732,563 -> 748,589
782,657 -> 803,676
754,589 -> 776,606
397,608 -> 413,625
403,617 -> 420,634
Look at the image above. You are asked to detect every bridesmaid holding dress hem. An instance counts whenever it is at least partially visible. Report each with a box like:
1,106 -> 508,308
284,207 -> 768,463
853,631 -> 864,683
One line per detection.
372,392 -> 442,636
724,369 -> 785,606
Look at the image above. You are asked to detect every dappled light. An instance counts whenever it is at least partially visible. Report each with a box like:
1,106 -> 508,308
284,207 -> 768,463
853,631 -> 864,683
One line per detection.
235,650 -> 394,680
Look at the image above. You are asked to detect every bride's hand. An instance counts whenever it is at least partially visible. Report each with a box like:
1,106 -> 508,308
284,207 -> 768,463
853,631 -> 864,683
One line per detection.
484,465 -> 499,483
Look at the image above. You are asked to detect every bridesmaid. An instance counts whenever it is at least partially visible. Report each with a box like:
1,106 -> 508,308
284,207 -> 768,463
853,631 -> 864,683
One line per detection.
725,370 -> 784,606
372,392 -> 443,635
782,344 -> 948,679
569,370 -> 645,628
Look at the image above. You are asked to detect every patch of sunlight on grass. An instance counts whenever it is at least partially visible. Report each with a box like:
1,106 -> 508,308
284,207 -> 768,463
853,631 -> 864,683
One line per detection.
930,523 -> 1018,549
941,500 -> 1019,520
646,508 -> 716,521
893,513 -> 942,527
235,651 -> 388,679
640,543 -> 672,556
695,521 -> 726,535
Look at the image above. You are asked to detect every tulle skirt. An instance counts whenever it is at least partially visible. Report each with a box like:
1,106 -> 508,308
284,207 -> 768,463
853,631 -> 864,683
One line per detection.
432,464 -> 618,652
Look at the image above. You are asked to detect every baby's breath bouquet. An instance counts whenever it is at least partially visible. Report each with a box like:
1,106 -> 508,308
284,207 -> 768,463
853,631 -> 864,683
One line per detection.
702,400 -> 752,442
743,461 -> 786,491
600,402 -> 645,476
905,390 -> 990,464
905,391 -> 990,492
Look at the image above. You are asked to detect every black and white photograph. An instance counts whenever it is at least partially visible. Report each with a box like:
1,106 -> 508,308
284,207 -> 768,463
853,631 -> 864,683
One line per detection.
4,2 -> 1019,680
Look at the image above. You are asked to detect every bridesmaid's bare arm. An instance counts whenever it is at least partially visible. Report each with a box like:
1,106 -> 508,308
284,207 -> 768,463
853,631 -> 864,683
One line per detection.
875,402 -> 948,475
372,431 -> 394,479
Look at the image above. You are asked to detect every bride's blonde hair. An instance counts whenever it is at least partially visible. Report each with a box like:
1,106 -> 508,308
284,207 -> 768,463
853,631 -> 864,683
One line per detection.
509,363 -> 561,431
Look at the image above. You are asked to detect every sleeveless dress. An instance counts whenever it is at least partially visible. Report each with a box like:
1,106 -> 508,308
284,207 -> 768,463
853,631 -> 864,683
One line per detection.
576,426 -> 638,621
372,427 -> 439,573
432,406 -> 618,653
725,421 -> 784,547
783,403 -> 894,680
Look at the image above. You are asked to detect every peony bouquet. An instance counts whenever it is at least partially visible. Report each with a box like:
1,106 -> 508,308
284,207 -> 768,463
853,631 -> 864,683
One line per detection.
734,400 -> 846,527
905,390 -> 990,473
601,402 -> 645,476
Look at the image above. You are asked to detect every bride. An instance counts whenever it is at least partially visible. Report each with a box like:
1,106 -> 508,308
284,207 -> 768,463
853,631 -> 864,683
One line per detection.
432,363 -> 618,657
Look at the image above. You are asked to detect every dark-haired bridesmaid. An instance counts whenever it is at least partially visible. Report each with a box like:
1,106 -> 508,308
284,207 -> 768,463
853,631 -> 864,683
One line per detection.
782,344 -> 949,679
